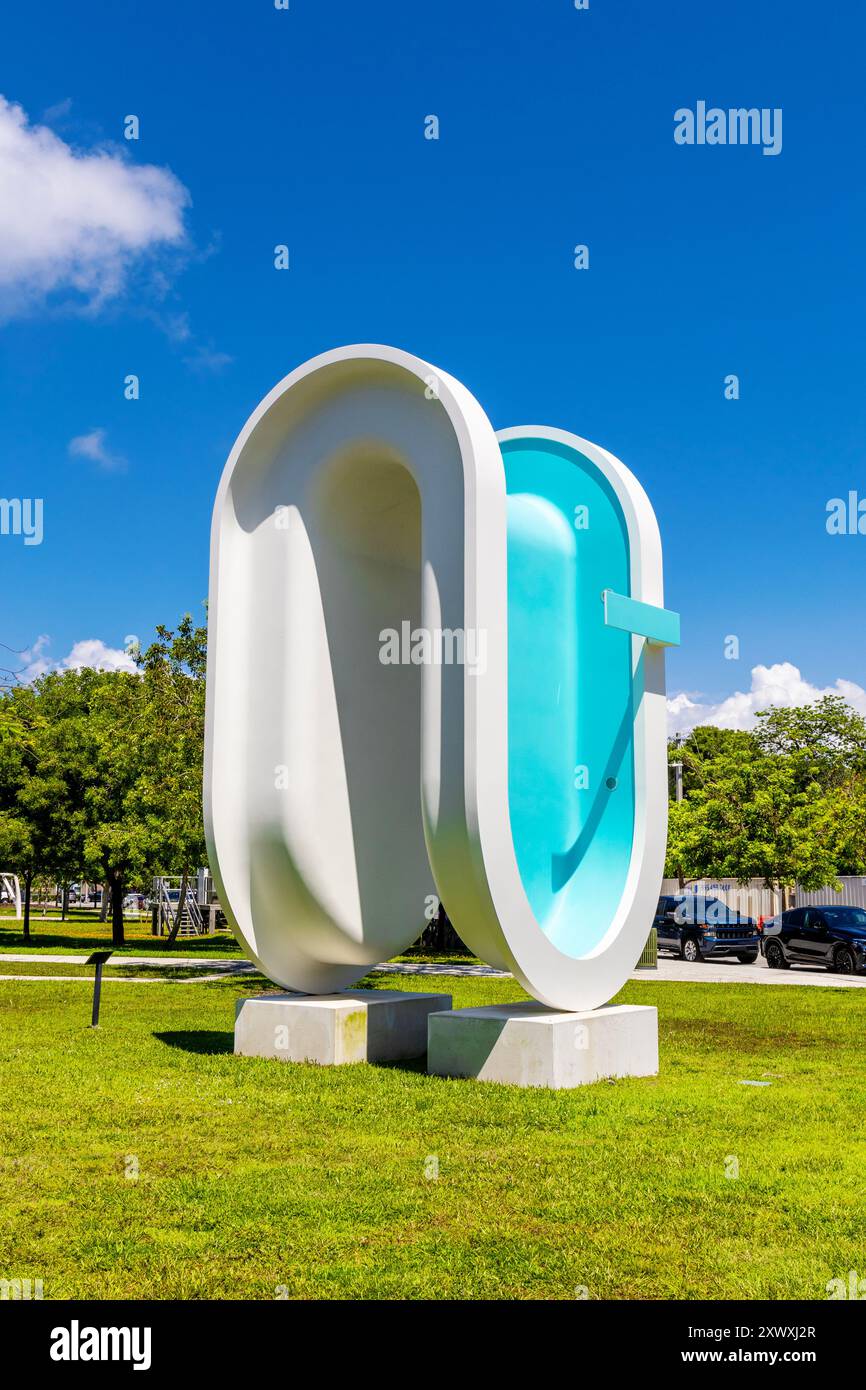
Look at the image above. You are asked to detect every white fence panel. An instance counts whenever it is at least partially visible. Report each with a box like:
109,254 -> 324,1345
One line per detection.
660,876 -> 866,916
796,878 -> 866,910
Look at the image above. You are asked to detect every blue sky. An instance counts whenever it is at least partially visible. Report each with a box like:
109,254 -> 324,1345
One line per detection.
1,0 -> 864,730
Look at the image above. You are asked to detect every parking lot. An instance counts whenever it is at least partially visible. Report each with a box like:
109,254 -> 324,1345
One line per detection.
646,953 -> 866,988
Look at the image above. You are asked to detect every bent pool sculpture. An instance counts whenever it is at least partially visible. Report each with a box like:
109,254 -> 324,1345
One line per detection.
204,345 -> 679,1012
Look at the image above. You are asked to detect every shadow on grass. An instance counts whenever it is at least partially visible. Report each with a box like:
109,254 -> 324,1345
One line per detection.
370,1055 -> 427,1075
155,1031 -> 436,1074
0,935 -> 242,956
0,919 -> 243,958
154,1030 -> 234,1055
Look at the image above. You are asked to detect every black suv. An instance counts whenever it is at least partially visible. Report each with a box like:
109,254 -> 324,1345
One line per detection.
761,905 -> 866,974
654,894 -> 759,963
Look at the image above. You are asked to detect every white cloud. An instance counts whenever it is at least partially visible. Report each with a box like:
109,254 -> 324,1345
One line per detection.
184,343 -> 234,373
15,634 -> 53,682
17,636 -> 137,682
668,662 -> 866,736
0,94 -> 189,317
68,428 -> 126,473
62,639 -> 138,674
42,97 -> 73,124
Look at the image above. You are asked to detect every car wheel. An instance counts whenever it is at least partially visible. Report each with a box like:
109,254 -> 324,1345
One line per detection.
834,945 -> 857,975
681,935 -> 702,963
736,952 -> 758,964
764,940 -> 789,970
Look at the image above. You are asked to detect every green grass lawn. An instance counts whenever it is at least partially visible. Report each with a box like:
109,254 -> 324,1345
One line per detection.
0,908 -> 242,957
0,911 -> 469,962
0,968 -> 863,1300
0,960 -> 230,980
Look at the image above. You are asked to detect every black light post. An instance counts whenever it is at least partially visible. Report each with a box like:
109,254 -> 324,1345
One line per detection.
86,950 -> 113,1027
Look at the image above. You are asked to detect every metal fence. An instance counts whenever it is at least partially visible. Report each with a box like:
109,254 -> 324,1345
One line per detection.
660,877 -> 866,917
635,927 -> 658,970
795,878 -> 866,910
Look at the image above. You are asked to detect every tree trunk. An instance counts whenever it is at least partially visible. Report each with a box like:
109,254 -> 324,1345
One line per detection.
110,879 -> 125,947
22,868 -> 32,941
166,870 -> 189,945
100,886 -> 111,923
61,883 -> 69,921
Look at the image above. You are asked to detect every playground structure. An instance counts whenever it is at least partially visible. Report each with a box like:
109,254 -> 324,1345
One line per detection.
0,872 -> 22,918
0,869 -> 229,933
151,870 -> 226,936
152,876 -> 204,936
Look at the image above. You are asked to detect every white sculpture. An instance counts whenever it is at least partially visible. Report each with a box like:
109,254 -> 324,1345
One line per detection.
205,345 -> 678,1011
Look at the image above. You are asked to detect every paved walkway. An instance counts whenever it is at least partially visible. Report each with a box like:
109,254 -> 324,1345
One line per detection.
0,974 -> 177,984
369,956 -> 866,989
375,956 -> 866,989
0,952 -> 254,972
637,955 -> 866,989
0,952 -> 253,985
1,952 -> 864,990
374,957 -> 866,990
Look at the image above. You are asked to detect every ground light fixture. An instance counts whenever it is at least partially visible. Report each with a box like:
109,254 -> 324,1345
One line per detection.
86,950 -> 113,1027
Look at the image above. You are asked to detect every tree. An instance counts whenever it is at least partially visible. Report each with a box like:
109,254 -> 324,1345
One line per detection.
17,673 -> 89,923
81,670 -> 154,947
136,615 -> 207,944
0,812 -> 34,939
0,683 -> 47,938
754,695 -> 866,774
0,614 -> 208,949
664,704 -> 863,906
0,672 -> 104,940
669,726 -> 755,799
812,773 -> 866,877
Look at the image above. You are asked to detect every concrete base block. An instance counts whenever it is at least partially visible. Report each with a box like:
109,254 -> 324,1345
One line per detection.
235,989 -> 452,1065
427,1002 -> 658,1089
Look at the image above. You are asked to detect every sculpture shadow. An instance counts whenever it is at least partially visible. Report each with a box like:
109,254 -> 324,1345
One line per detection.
155,1030 -> 509,1078
431,1017 -> 510,1081
154,1030 -> 234,1056
550,646 -> 656,894
370,1055 -> 427,1075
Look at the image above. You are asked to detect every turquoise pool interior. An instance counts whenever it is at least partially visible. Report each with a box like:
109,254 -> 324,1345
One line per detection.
502,436 -> 636,958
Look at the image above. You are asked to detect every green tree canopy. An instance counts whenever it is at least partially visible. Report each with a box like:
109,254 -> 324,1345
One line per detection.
666,696 -> 866,895
0,613 -> 207,945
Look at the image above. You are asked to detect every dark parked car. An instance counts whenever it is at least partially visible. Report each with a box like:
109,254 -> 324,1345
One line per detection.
761,905 -> 866,974
654,894 -> 759,963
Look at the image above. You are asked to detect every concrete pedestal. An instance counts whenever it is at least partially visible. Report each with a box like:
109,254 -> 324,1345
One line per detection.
235,989 -> 452,1065
427,1002 -> 658,1089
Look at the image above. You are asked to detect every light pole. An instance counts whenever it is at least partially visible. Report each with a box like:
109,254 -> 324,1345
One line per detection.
671,760 -> 683,803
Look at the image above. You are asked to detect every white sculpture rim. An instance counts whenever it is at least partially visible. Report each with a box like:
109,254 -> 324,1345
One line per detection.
469,425 -> 670,1009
